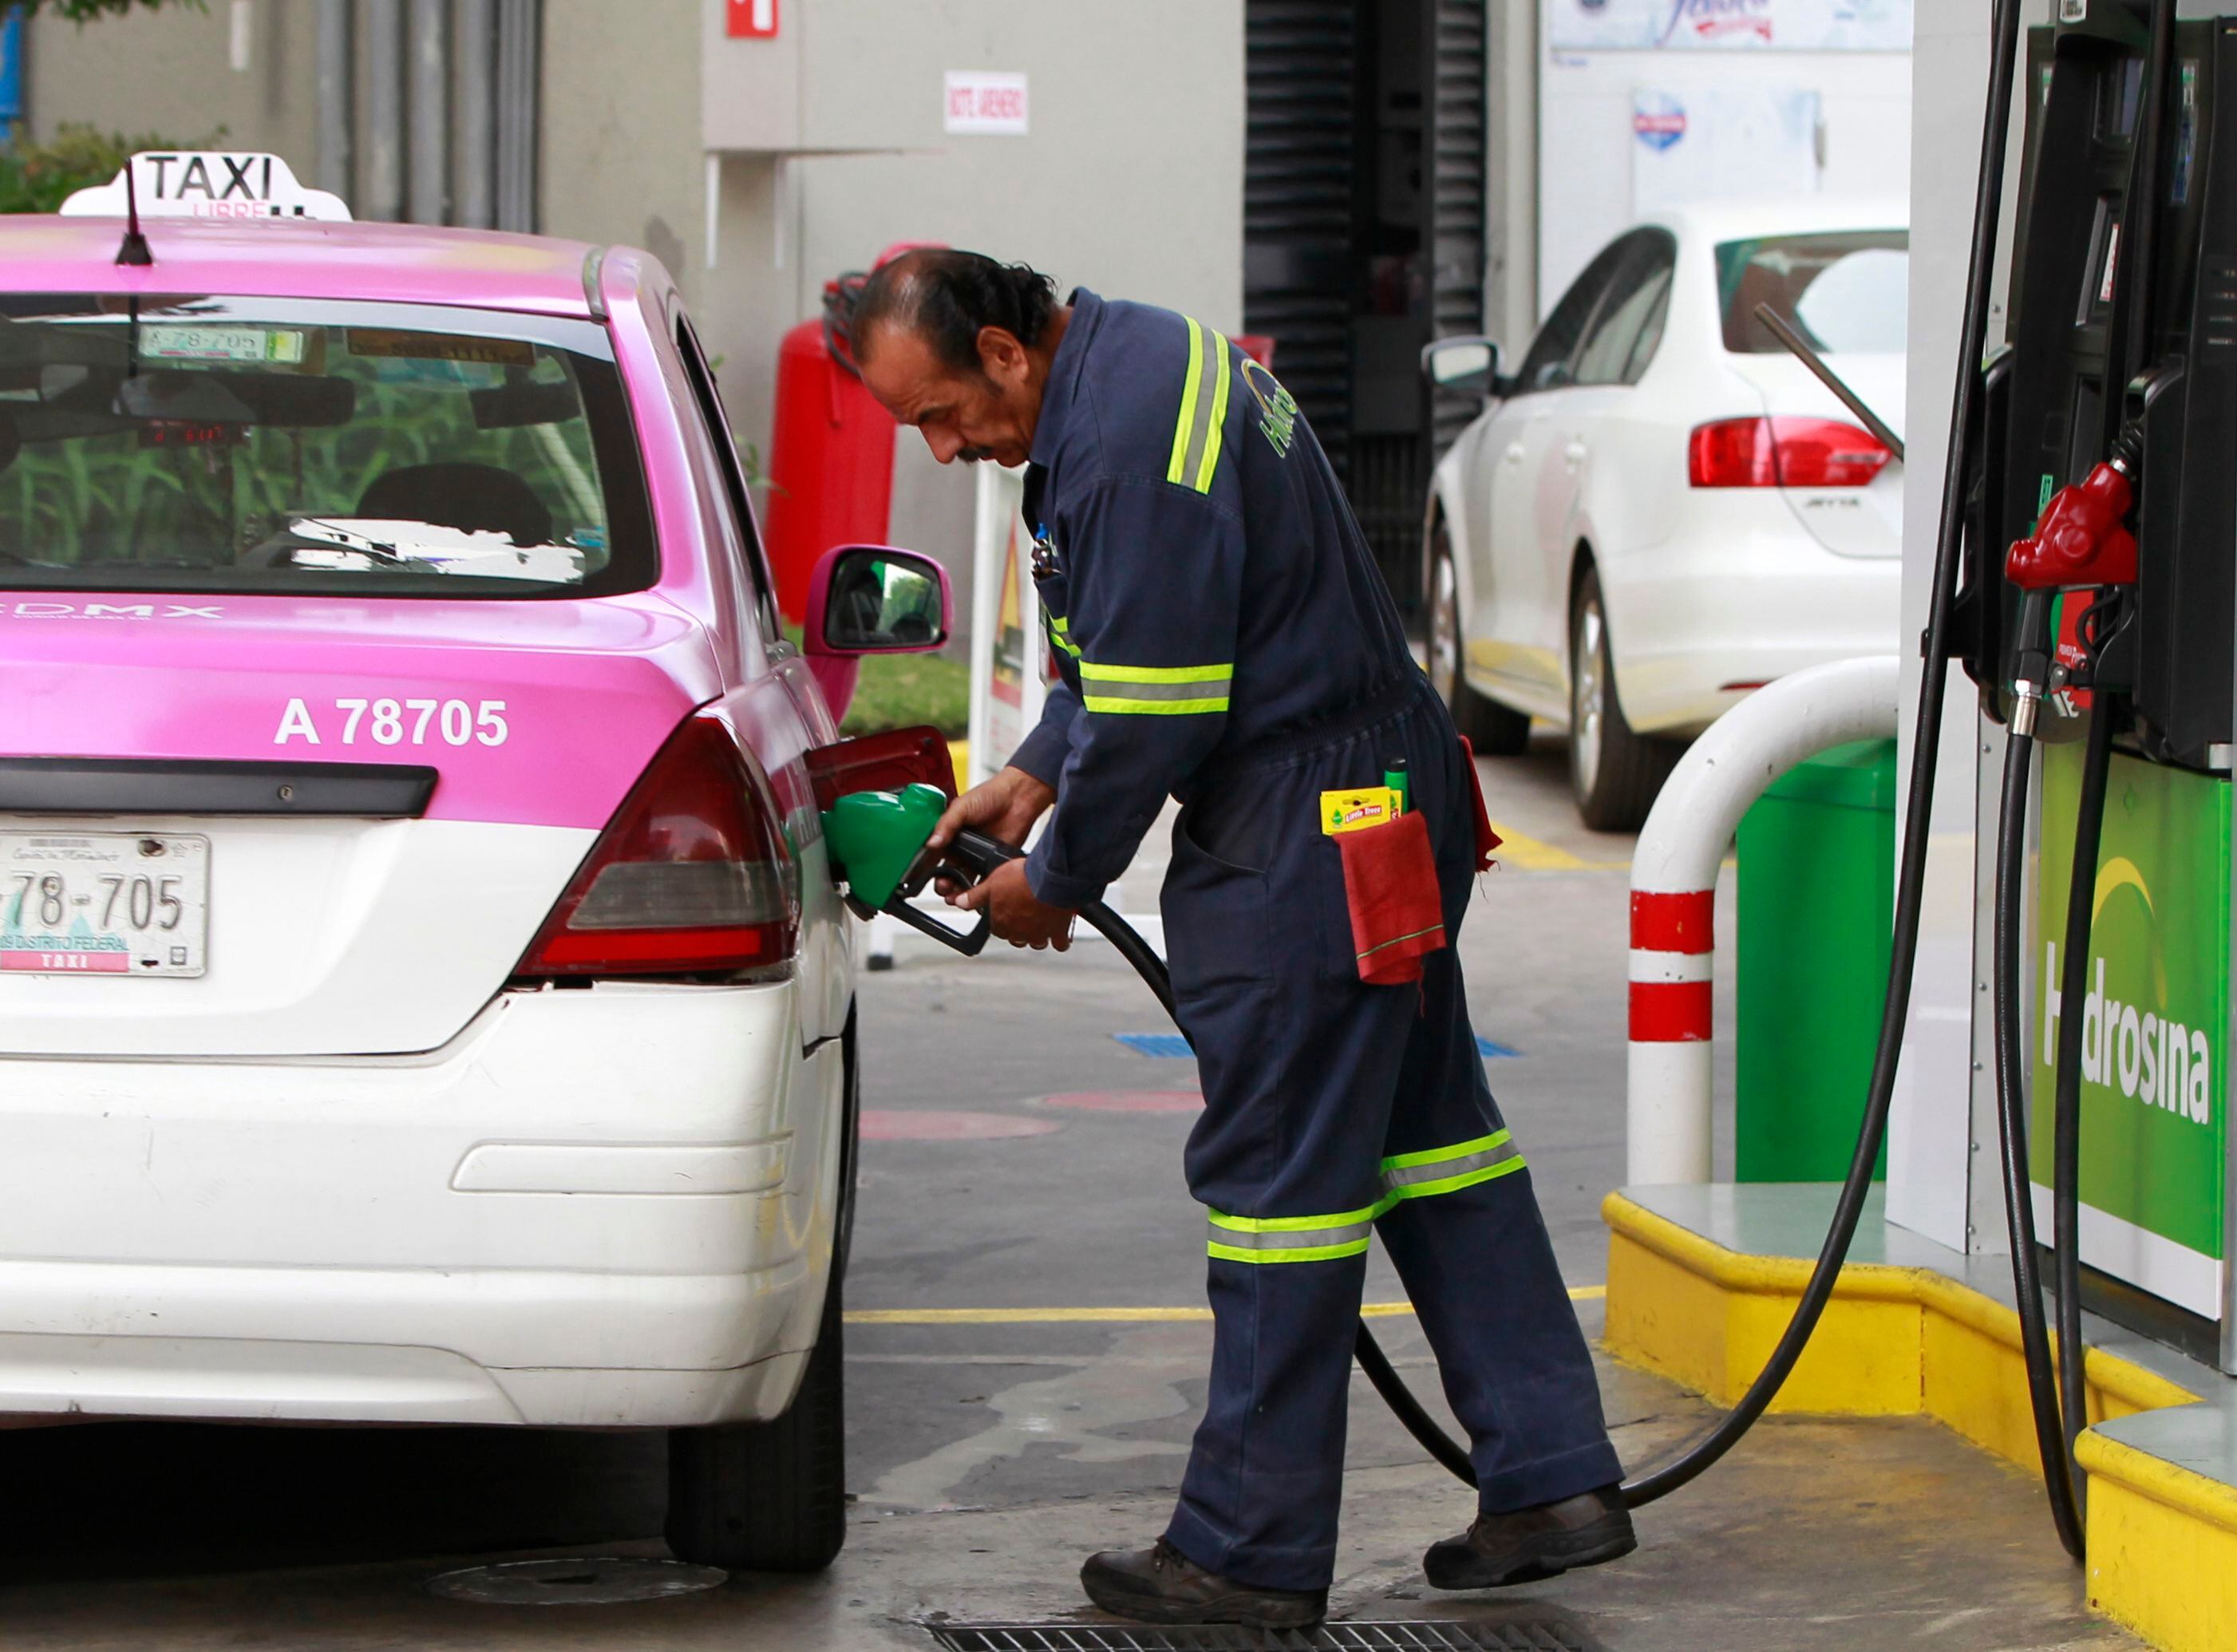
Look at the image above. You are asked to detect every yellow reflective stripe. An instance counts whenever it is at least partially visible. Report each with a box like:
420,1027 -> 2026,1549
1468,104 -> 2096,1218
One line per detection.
1082,696 -> 1230,716
1077,662 -> 1232,685
1385,1157 -> 1527,1203
1382,1128 -> 1511,1174
1210,1203 -> 1381,1234
1047,615 -> 1081,658
1205,1129 -> 1528,1262
1209,1239 -> 1372,1265
1194,329 -> 1232,493
1167,317 -> 1205,486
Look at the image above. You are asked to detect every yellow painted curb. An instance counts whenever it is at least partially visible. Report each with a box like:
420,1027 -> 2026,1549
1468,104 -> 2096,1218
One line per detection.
1604,1190 -> 2232,1651
2077,1431 -> 2237,1651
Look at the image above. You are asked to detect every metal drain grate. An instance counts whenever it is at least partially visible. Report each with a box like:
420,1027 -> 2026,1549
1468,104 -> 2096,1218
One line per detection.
425,1556 -> 727,1605
925,1622 -> 1600,1651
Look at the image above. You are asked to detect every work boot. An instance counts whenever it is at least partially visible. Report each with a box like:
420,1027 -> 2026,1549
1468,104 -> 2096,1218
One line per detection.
1080,1538 -> 1328,1629
1423,1484 -> 1636,1590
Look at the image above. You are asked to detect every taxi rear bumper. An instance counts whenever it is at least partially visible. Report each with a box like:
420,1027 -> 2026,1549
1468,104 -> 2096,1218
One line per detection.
0,982 -> 844,1429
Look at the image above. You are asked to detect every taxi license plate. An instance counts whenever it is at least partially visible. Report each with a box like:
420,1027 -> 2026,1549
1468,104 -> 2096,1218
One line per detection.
0,833 -> 209,978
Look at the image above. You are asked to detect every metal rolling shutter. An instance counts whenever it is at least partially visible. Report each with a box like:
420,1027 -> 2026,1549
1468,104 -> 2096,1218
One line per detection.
1426,0 -> 1488,458
1243,0 -> 1358,480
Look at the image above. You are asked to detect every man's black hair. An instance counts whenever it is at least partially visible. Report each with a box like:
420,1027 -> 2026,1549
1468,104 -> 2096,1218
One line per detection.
852,249 -> 1059,375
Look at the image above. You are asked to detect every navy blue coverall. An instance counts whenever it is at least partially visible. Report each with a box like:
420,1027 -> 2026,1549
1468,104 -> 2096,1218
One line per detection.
1010,290 -> 1621,1593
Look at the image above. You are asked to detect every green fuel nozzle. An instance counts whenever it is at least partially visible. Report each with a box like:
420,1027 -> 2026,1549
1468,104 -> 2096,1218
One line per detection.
819,785 -> 1022,957
821,782 -> 949,911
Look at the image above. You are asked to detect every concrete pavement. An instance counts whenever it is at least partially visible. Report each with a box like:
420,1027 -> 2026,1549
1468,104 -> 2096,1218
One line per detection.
0,737 -> 2132,1650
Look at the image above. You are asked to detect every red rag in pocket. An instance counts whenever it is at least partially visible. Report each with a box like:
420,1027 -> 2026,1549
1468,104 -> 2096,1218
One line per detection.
1457,737 -> 1504,875
1337,812 -> 1448,986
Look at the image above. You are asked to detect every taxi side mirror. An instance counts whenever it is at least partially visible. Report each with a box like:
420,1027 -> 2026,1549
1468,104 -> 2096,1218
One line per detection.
805,545 -> 952,657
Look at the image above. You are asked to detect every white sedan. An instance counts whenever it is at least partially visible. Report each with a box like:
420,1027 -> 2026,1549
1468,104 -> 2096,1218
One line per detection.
1421,201 -> 1907,828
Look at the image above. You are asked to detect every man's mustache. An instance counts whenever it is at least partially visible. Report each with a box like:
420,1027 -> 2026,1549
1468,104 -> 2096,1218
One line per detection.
960,446 -> 997,463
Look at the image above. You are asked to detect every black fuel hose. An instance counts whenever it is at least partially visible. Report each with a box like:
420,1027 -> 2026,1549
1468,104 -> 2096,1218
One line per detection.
923,1 -> 2026,1501
2051,686 -> 2118,1512
1991,672 -> 2089,1559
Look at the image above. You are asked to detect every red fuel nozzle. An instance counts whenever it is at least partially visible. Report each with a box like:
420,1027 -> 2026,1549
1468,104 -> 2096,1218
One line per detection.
2006,460 -> 2137,591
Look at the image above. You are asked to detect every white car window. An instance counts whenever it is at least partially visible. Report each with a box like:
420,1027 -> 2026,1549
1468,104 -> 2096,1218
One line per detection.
1517,242 -> 1628,393
1575,234 -> 1677,387
1717,230 -> 1910,354
1794,249 -> 1909,354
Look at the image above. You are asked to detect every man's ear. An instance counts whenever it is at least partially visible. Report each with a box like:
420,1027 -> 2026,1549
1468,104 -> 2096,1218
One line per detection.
977,326 -> 1030,387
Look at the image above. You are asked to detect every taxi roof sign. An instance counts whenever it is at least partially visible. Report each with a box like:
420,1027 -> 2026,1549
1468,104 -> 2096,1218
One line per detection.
61,152 -> 351,224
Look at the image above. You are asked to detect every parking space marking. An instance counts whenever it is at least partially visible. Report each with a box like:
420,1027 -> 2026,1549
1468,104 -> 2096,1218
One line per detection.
1482,820 -> 1630,873
1114,1033 -> 1196,1058
1117,1033 -> 1525,1061
844,1286 -> 1601,1326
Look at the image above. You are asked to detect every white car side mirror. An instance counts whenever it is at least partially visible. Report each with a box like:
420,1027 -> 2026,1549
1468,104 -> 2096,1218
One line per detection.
1421,336 -> 1504,399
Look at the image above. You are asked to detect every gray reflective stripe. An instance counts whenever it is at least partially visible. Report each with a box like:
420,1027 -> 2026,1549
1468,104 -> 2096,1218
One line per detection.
1379,1136 -> 1524,1196
1206,1218 -> 1375,1252
1081,675 -> 1232,703
1178,324 -> 1226,488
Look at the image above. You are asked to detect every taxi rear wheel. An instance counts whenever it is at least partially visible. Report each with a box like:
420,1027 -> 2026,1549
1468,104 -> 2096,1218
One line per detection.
665,1273 -> 847,1573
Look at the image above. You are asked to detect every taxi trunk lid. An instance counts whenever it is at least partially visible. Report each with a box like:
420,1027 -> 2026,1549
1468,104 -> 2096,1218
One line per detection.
0,591 -> 717,1057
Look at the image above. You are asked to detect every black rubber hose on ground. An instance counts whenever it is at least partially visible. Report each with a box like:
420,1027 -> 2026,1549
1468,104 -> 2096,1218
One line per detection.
1992,710 -> 2089,1559
2052,690 -> 2119,1511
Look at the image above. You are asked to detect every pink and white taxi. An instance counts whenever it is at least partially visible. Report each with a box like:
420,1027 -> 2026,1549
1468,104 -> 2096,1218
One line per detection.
0,153 -> 945,1571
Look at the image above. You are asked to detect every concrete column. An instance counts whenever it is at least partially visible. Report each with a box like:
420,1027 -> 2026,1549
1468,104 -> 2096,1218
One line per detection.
1484,0 -> 1538,350
362,0 -> 404,221
453,0 -> 494,228
314,0 -> 353,199
407,0 -> 448,223
493,0 -> 536,232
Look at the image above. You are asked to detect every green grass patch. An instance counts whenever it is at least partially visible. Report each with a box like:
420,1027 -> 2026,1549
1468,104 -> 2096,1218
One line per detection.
840,646 -> 969,737
785,622 -> 968,737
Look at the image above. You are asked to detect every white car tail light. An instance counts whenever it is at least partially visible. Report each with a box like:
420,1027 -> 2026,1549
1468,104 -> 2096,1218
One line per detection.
1688,416 -> 1893,488
515,712 -> 798,978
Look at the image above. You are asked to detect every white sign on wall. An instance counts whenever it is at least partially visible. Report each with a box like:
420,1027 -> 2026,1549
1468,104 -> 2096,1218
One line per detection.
1551,0 -> 1913,52
1631,85 -> 1823,210
944,72 -> 1030,136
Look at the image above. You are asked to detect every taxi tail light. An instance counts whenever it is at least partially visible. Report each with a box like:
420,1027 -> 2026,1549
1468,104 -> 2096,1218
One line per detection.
1688,416 -> 1892,488
515,711 -> 799,978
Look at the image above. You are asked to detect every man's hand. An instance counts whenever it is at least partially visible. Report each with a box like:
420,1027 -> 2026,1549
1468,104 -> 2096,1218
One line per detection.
954,857 -> 1077,950
927,765 -> 1057,898
927,764 -> 1057,856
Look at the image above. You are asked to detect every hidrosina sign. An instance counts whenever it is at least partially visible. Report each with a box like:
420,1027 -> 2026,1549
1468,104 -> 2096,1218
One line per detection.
2032,739 -> 2229,1320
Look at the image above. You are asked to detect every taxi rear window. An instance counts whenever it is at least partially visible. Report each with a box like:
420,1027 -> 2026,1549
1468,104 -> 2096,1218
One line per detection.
0,295 -> 652,599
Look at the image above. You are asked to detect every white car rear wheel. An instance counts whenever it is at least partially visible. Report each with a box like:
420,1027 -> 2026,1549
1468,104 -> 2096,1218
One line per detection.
1568,566 -> 1675,832
1429,522 -> 1530,757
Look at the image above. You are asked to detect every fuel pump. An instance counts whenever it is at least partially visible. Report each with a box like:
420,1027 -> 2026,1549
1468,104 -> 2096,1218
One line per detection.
1956,0 -> 2237,1559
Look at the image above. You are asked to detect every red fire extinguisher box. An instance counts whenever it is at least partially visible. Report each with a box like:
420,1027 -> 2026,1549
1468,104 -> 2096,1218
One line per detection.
762,306 -> 897,624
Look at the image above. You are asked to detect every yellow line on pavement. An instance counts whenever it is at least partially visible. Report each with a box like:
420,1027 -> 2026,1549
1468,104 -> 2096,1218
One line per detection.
845,1286 -> 1602,1326
1483,821 -> 1629,873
